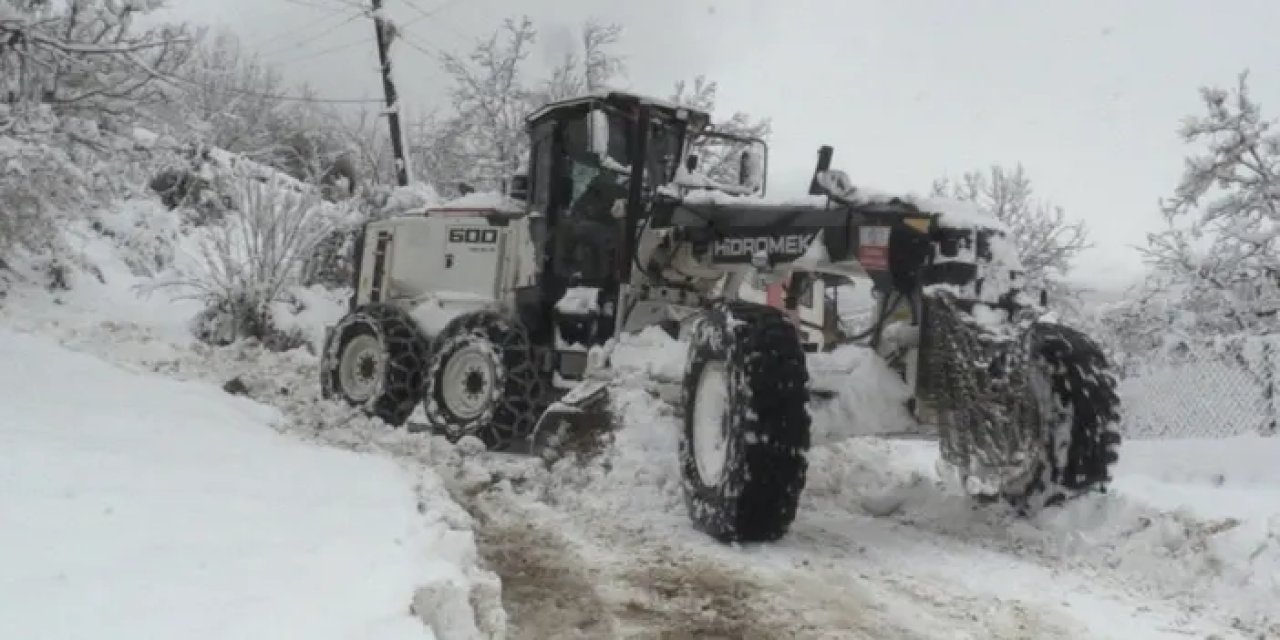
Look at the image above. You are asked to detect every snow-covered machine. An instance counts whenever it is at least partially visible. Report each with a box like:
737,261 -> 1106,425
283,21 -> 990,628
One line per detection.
320,91 -> 1121,543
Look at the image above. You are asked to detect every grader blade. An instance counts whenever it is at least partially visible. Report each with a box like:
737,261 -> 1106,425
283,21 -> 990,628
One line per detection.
528,380 -> 615,460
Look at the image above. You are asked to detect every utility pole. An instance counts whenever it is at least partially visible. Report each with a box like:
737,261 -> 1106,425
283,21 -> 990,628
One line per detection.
371,0 -> 410,186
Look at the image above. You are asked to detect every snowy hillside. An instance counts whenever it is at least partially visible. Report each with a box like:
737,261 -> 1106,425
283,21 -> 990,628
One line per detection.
0,327 -> 499,640
0,201 -> 1276,639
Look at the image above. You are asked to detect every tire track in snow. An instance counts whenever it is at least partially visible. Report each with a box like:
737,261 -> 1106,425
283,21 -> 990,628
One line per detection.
456,486 -> 905,639
443,441 -> 1083,640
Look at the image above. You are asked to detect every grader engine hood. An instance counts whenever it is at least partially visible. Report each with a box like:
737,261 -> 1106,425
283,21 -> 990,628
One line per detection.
661,196 -> 889,265
653,189 -> 1019,298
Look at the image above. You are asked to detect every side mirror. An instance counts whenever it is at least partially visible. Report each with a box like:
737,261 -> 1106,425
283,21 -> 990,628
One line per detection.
685,154 -> 699,173
509,174 -> 529,201
739,146 -> 764,193
589,108 -> 609,160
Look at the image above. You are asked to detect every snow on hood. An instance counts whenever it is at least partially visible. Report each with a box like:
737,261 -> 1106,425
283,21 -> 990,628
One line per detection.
433,191 -> 524,213
666,184 -> 1007,232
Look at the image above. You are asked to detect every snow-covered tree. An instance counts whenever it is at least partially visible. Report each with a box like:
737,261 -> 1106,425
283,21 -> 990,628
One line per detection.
160,29 -> 289,158
1140,71 -> 1280,336
931,165 -> 1090,304
422,16 -> 626,196
430,16 -> 538,194
536,19 -> 625,103
670,75 -> 772,184
0,0 -> 193,117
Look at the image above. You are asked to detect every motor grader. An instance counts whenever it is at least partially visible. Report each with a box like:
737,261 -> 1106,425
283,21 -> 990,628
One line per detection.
319,90 -> 1121,543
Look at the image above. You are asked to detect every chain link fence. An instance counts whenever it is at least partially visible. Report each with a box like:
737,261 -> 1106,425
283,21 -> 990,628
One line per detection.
1115,335 -> 1280,439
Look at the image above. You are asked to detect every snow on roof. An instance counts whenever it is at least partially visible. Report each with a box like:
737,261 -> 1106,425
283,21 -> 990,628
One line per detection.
673,187 -> 831,209
431,191 -> 524,213
0,4 -> 24,23
525,90 -> 710,125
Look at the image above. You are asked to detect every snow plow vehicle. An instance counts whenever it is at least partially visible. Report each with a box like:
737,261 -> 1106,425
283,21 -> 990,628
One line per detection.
320,90 -> 1121,543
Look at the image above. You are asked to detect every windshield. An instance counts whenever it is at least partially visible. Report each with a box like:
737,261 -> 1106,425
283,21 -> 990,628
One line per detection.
596,108 -> 687,187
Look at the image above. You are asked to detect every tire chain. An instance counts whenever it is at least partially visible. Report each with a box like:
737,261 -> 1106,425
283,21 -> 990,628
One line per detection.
918,291 -> 1045,493
425,311 -> 550,451
320,303 -> 431,427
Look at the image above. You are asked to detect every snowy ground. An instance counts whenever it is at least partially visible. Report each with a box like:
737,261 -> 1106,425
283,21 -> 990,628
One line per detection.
3,203 -> 1278,639
0,210 -> 503,640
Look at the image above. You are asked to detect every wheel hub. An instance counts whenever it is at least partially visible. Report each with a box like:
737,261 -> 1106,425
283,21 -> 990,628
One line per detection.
441,344 -> 497,421
692,362 -> 730,486
338,333 -> 385,402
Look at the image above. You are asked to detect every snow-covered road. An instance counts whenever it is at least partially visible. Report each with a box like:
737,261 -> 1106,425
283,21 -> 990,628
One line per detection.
436,344 -> 1278,640
3,239 -> 1276,639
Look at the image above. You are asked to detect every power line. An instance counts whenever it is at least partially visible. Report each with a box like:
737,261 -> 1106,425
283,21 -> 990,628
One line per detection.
400,0 -> 466,28
282,0 -> 359,13
271,35 -> 373,66
243,5 -> 346,53
399,0 -> 471,46
257,8 -> 367,59
166,71 -> 382,104
399,34 -> 442,59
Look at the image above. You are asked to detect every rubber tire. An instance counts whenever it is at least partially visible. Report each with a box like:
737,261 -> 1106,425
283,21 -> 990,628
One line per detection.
679,300 -> 812,543
320,303 -> 431,427
422,310 -> 546,451
1002,322 -> 1122,511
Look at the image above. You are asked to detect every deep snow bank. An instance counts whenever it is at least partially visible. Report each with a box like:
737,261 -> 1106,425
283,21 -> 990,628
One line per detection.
803,434 -> 1280,635
0,326 -> 489,640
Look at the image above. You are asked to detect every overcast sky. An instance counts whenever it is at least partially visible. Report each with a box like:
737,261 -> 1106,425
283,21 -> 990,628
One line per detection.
158,0 -> 1280,293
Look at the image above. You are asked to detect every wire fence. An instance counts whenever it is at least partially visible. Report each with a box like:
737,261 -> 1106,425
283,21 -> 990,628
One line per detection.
1115,335 -> 1280,439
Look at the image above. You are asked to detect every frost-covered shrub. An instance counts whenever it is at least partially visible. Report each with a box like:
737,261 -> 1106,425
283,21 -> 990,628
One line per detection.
148,168 -> 348,350
300,225 -> 360,289
0,109 -> 85,260
1,106 -> 182,276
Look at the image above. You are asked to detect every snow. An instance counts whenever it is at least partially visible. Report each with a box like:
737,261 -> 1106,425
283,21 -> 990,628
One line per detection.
271,283 -> 349,353
0,326 -> 445,640
5,182 -> 1279,638
432,191 -> 523,213
381,183 -> 442,216
608,325 -> 688,382
0,4 -> 23,23
806,344 -> 920,442
0,198 -> 502,639
525,89 -> 691,124
672,186 -> 831,208
406,291 -> 495,336
668,178 -> 1006,231
554,286 -> 600,315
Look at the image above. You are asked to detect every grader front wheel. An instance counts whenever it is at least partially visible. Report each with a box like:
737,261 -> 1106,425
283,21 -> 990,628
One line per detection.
1000,322 -> 1123,511
679,301 -> 812,543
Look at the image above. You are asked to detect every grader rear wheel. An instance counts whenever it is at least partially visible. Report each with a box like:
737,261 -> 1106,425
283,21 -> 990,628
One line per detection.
320,304 -> 431,427
422,311 -> 548,451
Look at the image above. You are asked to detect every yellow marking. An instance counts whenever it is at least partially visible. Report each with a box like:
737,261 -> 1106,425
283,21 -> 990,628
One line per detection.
903,217 -> 931,233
